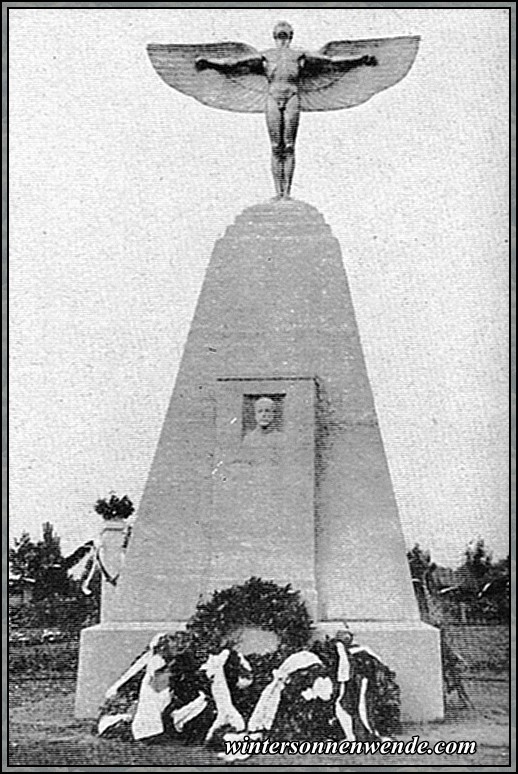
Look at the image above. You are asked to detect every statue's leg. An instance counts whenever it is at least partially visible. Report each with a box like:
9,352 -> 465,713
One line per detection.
266,97 -> 284,198
282,95 -> 300,198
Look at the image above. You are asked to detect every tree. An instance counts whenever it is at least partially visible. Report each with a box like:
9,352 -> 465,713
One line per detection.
455,540 -> 509,624
476,554 -> 510,623
10,522 -> 70,599
461,538 -> 493,586
9,531 -> 39,580
10,522 -> 87,599
94,493 -> 134,521
407,543 -> 434,584
10,523 -> 101,629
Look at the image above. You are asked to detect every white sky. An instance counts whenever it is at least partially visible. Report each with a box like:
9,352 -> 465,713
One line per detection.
9,7 -> 510,566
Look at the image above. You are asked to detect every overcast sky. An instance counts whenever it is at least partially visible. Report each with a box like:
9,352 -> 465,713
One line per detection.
9,7 -> 509,566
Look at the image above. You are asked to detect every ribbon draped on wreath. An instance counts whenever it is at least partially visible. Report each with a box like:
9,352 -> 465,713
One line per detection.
96,579 -> 400,757
82,523 -> 132,593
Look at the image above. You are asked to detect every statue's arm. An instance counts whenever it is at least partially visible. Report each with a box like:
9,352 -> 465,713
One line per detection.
302,51 -> 377,74
196,54 -> 265,75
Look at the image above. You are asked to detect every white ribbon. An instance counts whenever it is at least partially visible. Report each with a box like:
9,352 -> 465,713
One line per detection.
237,652 -> 253,688
171,650 -> 252,739
248,650 -> 323,733
301,675 -> 333,701
336,641 -> 351,682
98,712 -> 133,737
334,641 -> 355,741
358,677 -> 373,734
132,652 -> 172,740
352,649 -> 391,741
201,649 -> 246,741
349,644 -> 383,662
82,539 -> 121,593
105,650 -> 151,700
219,650 -> 326,763
82,524 -> 131,595
104,632 -> 166,700
171,692 -> 209,733
100,634 -> 169,741
81,540 -> 100,596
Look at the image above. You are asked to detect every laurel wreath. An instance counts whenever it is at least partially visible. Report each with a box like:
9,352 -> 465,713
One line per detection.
98,577 -> 401,744
186,576 -> 313,656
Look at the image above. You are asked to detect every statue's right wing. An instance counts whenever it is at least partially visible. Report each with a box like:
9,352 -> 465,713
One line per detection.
147,42 -> 267,113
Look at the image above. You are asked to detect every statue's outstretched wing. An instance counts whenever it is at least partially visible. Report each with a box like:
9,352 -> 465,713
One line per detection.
147,42 -> 267,113
300,36 -> 420,112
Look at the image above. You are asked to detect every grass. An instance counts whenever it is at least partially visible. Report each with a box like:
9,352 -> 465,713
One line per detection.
447,624 -> 509,674
9,639 -> 79,678
8,625 -> 510,768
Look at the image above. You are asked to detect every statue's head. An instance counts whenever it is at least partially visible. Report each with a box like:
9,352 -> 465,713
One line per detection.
273,21 -> 294,45
254,397 -> 275,429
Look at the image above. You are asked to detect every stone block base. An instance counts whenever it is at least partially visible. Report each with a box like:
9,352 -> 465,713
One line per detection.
315,620 -> 444,721
75,622 -> 186,718
76,619 -> 443,722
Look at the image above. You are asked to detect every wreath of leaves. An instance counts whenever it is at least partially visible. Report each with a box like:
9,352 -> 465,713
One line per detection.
98,578 -> 401,745
311,637 -> 401,738
186,576 -> 313,656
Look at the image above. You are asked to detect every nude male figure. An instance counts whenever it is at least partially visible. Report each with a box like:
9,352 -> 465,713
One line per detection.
196,22 -> 377,198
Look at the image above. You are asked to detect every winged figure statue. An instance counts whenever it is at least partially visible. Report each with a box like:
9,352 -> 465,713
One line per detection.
147,21 -> 420,198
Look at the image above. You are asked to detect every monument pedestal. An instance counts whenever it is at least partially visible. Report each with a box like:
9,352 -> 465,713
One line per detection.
75,621 -> 184,718
76,200 -> 443,721
76,619 -> 442,721
75,621 -> 443,723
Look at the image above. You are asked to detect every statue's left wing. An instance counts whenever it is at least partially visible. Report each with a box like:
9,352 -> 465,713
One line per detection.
147,42 -> 267,113
300,36 -> 420,112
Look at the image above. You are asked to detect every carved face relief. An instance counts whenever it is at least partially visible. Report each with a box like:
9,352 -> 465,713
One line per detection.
255,398 -> 274,428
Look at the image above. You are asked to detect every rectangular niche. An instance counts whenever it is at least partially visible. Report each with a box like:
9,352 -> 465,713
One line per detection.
214,377 -> 316,457
206,377 -> 318,617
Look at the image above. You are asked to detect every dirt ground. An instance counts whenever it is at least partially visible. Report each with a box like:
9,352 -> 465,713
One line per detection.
8,625 -> 510,768
8,675 -> 510,768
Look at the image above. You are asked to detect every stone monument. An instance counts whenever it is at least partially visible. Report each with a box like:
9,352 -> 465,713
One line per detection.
76,23 -> 443,721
